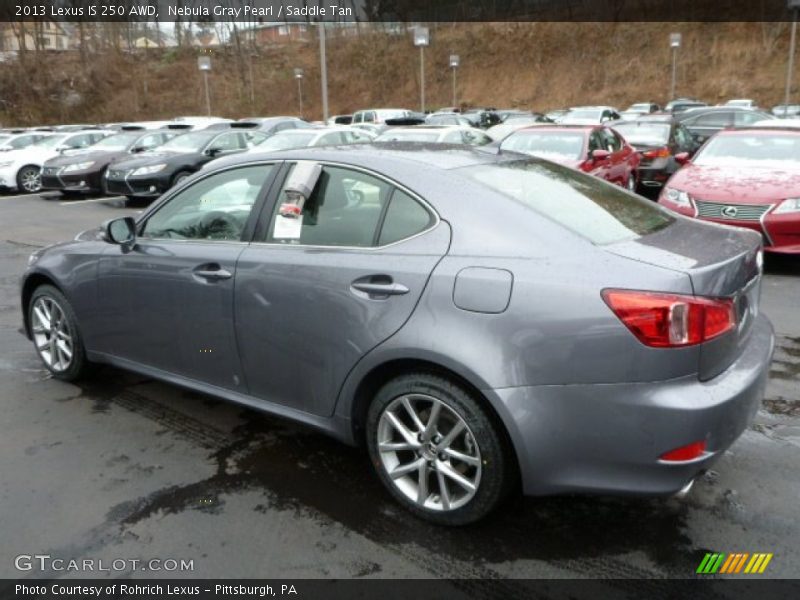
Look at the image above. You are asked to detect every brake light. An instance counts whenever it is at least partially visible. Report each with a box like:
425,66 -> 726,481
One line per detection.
601,289 -> 736,348
643,146 -> 671,159
660,440 -> 707,462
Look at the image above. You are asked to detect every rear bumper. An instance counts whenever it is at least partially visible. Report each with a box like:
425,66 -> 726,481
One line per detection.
489,314 -> 774,496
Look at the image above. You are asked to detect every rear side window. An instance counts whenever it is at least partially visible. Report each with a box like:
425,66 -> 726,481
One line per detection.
461,159 -> 674,245
378,190 -> 434,246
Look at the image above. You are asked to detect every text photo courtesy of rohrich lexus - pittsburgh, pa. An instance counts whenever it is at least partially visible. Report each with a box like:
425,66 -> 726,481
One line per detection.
0,1 -> 799,599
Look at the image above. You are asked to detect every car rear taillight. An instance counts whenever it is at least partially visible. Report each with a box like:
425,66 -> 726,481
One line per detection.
642,146 -> 671,159
660,440 -> 707,462
601,289 -> 736,348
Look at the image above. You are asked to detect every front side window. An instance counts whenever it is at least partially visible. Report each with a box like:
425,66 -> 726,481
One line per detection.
267,165 -> 392,247
208,132 -> 244,153
141,165 -> 274,241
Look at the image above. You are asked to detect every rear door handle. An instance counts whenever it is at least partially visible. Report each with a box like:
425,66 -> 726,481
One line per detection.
351,276 -> 409,299
193,265 -> 232,281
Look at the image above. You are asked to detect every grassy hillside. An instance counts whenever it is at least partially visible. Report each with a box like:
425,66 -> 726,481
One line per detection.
0,22 -> 795,125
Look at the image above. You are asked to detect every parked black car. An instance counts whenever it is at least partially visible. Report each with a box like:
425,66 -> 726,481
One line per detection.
675,106 -> 775,145
105,126 -> 267,201
41,130 -> 180,195
613,115 -> 698,195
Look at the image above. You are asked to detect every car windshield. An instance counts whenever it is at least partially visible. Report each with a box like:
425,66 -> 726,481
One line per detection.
501,131 -> 585,160
613,123 -> 670,146
460,159 -> 674,245
90,132 -> 140,152
32,135 -> 67,148
158,132 -> 213,152
693,133 -> 800,167
256,132 -> 317,151
565,109 -> 602,120
377,130 -> 442,142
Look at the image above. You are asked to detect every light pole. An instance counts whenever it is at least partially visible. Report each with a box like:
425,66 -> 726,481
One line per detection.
294,68 -> 304,117
669,33 -> 681,101
198,55 -> 212,116
785,1 -> 800,114
414,27 -> 430,113
449,54 -> 460,108
319,23 -> 329,122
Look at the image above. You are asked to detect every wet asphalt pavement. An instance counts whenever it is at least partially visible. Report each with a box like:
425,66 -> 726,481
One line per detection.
0,192 -> 798,581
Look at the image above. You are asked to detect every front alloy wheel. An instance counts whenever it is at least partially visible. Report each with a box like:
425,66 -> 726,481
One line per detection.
18,166 -> 42,193
367,373 -> 512,525
29,285 -> 91,381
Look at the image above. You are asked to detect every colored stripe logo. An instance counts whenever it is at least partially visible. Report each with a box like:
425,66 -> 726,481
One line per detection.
697,552 -> 773,574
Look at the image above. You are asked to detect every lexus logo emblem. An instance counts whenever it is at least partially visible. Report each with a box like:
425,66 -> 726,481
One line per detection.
722,206 -> 738,217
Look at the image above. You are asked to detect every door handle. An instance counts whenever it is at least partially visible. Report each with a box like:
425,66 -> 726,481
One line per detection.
193,265 -> 232,281
350,276 -> 409,299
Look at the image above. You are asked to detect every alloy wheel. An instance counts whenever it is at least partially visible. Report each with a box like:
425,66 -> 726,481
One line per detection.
20,167 -> 42,193
31,296 -> 73,372
376,393 -> 482,511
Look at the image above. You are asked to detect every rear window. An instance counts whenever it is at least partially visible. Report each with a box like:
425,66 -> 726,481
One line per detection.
613,123 -> 670,146
501,130 -> 585,160
460,159 -> 674,245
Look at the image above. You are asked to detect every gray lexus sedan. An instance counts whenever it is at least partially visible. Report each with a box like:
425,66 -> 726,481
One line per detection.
20,144 -> 774,525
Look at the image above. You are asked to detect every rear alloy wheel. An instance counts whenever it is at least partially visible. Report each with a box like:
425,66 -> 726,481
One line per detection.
17,165 -> 42,194
29,285 -> 91,381
367,373 -> 511,525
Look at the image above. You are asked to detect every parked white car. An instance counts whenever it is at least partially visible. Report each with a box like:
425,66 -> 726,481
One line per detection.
0,131 -> 50,153
375,126 -> 493,146
560,106 -> 622,125
0,130 -> 110,193
351,109 -> 414,125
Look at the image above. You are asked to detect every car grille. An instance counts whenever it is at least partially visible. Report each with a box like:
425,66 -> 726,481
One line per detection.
694,199 -> 772,222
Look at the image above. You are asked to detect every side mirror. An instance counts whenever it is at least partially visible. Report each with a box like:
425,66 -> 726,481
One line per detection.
104,216 -> 136,251
675,152 -> 690,166
131,146 -> 146,153
591,149 -> 611,161
206,147 -> 222,157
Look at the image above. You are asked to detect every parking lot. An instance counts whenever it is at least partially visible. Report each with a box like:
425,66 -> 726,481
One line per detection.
0,190 -> 798,580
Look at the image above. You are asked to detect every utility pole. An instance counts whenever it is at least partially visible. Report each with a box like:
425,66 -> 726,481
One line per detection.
319,23 -> 329,122
669,33 -> 681,100
785,2 -> 800,112
450,54 -> 460,108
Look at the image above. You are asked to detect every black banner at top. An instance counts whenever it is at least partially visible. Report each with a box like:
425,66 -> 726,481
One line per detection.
0,0 -> 798,23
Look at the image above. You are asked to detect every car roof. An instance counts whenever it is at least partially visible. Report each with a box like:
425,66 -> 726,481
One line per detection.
617,114 -> 676,123
211,142 -> 507,172
515,124 -> 595,132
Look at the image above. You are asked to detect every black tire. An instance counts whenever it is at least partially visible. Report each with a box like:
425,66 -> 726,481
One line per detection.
366,372 -> 513,525
28,284 -> 93,381
16,165 -> 42,194
171,170 -> 192,188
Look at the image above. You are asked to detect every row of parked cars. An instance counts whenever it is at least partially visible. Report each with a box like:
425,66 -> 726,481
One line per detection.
3,101 -> 798,254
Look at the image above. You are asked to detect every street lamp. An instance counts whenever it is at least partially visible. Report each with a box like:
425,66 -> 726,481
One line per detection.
669,33 -> 681,101
449,54 -> 460,108
318,23 -> 329,123
785,0 -> 800,114
197,55 -> 212,116
413,26 -> 430,113
294,67 -> 304,117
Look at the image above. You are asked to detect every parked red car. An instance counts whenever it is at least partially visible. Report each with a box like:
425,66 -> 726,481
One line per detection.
658,127 -> 800,254
499,124 -> 640,191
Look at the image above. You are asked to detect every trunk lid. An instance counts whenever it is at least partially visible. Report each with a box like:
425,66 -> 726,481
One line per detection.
605,217 -> 763,380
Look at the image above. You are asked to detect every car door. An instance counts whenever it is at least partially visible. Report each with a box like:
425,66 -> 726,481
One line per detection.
604,128 -> 630,185
95,163 -> 278,390
234,162 -> 450,416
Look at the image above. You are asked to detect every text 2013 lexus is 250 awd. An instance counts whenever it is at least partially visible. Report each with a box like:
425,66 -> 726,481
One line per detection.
20,144 -> 774,525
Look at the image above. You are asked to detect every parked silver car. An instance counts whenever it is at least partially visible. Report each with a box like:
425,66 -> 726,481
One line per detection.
20,145 -> 773,524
